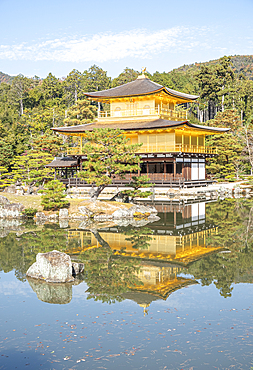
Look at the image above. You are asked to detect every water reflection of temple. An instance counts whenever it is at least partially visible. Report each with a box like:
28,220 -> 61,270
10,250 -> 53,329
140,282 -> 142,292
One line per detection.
67,202 -> 220,265
67,202 -> 222,309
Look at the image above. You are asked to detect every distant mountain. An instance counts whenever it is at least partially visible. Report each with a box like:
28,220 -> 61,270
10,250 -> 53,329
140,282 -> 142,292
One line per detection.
174,55 -> 253,80
0,71 -> 14,84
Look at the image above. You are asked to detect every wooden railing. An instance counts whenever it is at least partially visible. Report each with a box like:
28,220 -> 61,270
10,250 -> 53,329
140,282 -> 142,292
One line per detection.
98,107 -> 187,120
67,144 -> 217,156
137,144 -> 217,154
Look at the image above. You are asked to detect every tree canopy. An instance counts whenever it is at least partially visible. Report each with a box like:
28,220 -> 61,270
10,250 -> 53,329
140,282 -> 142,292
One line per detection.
78,128 -> 141,200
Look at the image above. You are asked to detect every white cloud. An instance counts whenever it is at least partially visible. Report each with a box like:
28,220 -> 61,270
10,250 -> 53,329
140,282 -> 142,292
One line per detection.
0,26 -> 210,63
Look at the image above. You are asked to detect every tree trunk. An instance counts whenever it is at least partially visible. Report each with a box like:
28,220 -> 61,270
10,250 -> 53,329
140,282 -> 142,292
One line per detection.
20,98 -> 23,116
245,126 -> 253,175
221,85 -> 225,112
90,229 -> 111,249
89,184 -> 106,201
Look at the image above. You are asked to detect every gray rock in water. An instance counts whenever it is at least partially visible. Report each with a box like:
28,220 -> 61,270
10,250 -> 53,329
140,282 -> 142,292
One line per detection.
59,219 -> 69,228
59,208 -> 69,219
72,262 -> 84,276
27,277 -> 72,304
26,250 -> 74,283
35,212 -> 47,219
112,208 -> 131,219
78,206 -> 93,218
4,185 -> 16,194
0,195 -> 10,206
128,204 -> 152,217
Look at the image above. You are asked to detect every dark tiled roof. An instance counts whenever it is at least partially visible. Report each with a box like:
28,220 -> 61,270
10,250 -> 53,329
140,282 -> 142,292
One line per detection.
46,157 -> 78,168
52,119 -> 230,134
84,76 -> 199,101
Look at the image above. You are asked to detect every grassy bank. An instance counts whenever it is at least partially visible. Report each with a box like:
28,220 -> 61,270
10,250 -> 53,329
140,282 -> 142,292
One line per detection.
1,193 -> 133,215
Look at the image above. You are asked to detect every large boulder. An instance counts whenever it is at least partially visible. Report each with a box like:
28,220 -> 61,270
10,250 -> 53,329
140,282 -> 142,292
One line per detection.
26,250 -> 74,283
0,201 -> 24,218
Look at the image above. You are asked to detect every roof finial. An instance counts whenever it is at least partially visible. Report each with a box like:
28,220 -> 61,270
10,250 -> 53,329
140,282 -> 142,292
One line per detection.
137,67 -> 148,80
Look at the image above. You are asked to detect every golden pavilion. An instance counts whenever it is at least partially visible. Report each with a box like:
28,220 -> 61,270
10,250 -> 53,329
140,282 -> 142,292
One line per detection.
52,71 -> 229,187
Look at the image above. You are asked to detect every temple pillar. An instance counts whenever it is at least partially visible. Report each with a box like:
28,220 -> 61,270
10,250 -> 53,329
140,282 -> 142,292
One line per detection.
173,159 -> 176,179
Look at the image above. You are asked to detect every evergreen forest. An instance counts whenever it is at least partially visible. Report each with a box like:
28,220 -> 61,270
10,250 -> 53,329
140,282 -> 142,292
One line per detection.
1,55 -> 253,186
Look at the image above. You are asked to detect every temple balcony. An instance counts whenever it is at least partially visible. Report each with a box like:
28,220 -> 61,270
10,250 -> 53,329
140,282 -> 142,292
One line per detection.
97,107 -> 187,122
66,144 -> 217,156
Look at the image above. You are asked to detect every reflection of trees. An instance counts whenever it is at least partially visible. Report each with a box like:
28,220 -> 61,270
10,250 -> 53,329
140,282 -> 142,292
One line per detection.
206,199 -> 253,251
0,223 -> 68,281
80,229 -> 143,304
188,254 -> 236,298
122,226 -> 153,250
189,199 -> 253,298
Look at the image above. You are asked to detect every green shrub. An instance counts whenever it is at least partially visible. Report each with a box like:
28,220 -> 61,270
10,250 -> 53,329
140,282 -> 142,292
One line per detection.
40,180 -> 69,211
22,207 -> 38,218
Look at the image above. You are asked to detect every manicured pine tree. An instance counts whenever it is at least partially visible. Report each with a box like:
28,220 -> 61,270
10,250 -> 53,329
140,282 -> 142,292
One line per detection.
78,128 -> 142,201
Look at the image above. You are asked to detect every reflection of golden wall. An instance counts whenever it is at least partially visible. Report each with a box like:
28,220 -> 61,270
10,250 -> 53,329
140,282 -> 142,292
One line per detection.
67,228 -> 219,263
134,263 -> 196,299
139,264 -> 180,285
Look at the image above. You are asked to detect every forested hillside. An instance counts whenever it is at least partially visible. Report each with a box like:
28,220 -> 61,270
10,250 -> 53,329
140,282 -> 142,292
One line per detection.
0,72 -> 14,84
0,55 -> 253,186
175,55 -> 253,80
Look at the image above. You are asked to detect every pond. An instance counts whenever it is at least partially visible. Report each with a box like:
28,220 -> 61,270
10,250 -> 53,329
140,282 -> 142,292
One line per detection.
1,198 -> 253,369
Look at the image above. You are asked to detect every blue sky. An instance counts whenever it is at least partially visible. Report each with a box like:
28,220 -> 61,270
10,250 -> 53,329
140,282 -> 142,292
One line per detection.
0,0 -> 253,78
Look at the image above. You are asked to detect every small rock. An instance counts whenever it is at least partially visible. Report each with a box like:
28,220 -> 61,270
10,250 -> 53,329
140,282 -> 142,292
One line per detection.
59,220 -> 69,228
59,208 -> 69,219
72,262 -> 84,276
0,195 -> 10,205
78,206 -> 94,218
35,212 -> 47,219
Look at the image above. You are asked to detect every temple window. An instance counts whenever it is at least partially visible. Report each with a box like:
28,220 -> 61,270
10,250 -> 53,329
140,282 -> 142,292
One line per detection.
175,134 -> 182,144
191,136 -> 197,146
140,162 -> 147,174
166,163 -> 173,174
149,162 -> 164,173
176,162 -> 183,174
198,136 -> 204,146
114,107 -> 122,117
184,135 -> 190,145
143,105 -> 150,115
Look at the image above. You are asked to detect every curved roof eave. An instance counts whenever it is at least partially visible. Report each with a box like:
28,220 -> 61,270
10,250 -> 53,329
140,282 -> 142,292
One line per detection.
83,77 -> 199,101
52,120 -> 230,134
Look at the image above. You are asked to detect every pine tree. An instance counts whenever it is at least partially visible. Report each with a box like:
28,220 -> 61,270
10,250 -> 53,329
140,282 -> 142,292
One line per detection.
41,180 -> 69,211
78,128 -> 142,201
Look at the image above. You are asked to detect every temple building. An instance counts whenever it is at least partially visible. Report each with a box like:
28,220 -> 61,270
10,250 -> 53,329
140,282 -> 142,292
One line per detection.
52,71 -> 229,187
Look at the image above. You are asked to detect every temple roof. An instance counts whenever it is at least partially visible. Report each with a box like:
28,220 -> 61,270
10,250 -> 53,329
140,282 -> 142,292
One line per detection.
52,119 -> 230,135
84,75 -> 199,102
46,156 -> 78,168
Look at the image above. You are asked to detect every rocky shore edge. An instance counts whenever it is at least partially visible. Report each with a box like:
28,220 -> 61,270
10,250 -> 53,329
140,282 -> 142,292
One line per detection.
0,194 -> 159,222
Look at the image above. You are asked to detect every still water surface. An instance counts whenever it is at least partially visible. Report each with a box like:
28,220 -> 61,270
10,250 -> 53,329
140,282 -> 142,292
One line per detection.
1,198 -> 253,369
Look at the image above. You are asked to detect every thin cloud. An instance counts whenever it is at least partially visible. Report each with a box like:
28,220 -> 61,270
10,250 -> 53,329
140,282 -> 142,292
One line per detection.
0,26 -> 211,63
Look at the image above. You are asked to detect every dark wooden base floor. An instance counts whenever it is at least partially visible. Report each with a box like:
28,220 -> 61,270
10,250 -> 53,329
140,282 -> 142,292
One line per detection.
59,177 -> 214,189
